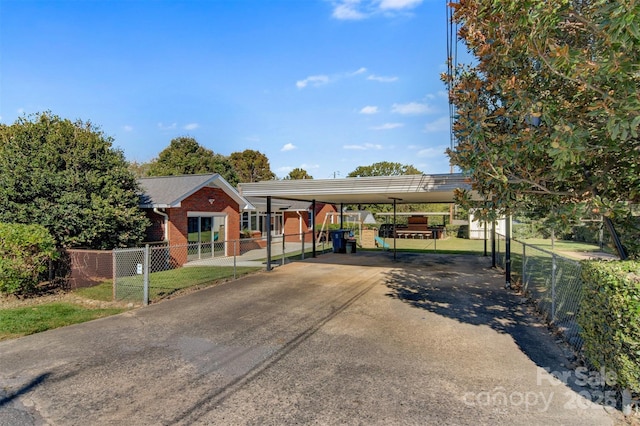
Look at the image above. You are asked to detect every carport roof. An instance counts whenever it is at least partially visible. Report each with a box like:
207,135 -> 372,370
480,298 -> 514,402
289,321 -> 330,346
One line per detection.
238,173 -> 479,205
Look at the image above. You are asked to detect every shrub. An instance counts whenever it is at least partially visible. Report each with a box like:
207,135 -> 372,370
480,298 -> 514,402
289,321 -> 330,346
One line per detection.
0,223 -> 58,295
578,260 -> 640,393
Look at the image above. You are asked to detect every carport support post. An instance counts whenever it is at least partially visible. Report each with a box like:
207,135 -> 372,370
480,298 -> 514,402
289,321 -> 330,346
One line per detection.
393,198 -> 397,260
483,220 -> 488,256
340,203 -> 344,229
491,220 -> 496,268
311,200 -> 317,258
266,196 -> 272,271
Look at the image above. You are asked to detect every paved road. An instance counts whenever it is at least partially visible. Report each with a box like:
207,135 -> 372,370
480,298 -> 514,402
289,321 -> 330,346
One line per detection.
0,252 -> 618,425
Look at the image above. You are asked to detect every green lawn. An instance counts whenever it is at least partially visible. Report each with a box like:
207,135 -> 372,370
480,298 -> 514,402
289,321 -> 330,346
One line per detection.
114,266 -> 262,301
375,236 -> 488,254
519,238 -> 611,254
2,265 -> 263,340
0,303 -> 125,341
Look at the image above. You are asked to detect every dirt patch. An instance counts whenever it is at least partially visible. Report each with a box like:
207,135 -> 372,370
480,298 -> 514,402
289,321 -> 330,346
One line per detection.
557,250 -> 619,261
0,290 -> 133,310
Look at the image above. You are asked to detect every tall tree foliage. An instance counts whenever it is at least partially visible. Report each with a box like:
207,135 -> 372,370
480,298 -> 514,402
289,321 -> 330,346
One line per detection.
347,161 -> 422,177
347,162 -> 425,214
0,112 -> 149,249
229,149 -> 275,183
284,168 -> 313,180
147,137 -> 239,185
445,0 -> 640,255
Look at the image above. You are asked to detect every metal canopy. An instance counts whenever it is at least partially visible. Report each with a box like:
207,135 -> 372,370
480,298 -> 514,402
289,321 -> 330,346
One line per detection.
238,173 -> 478,205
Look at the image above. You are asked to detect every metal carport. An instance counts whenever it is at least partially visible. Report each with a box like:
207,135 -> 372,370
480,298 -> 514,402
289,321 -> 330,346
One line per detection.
238,173 -> 499,271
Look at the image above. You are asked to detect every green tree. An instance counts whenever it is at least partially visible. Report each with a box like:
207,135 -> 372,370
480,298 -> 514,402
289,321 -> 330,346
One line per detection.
284,168 -> 313,180
346,162 -> 424,214
229,149 -> 275,183
147,137 -> 239,185
347,161 -> 422,177
445,0 -> 640,255
0,112 -> 149,249
128,161 -> 153,178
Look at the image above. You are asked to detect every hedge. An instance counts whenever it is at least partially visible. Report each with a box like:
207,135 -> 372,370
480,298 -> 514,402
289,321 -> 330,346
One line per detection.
578,260 -> 640,393
0,222 -> 58,295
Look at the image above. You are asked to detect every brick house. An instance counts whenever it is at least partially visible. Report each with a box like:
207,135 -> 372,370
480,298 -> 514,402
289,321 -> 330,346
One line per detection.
139,174 -> 254,260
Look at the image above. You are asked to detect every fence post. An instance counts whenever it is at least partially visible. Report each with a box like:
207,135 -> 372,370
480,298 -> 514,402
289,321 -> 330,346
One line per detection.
505,215 -> 511,289
551,230 -> 556,322
143,244 -> 150,306
522,244 -> 526,292
233,240 -> 237,279
551,252 -> 557,323
112,249 -> 117,301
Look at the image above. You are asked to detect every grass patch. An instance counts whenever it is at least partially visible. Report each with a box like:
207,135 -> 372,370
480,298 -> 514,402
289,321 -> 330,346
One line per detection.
0,303 -> 125,341
376,236 -> 487,254
2,265 -> 263,340
75,282 -> 114,301
520,238 -> 609,253
115,266 -> 262,301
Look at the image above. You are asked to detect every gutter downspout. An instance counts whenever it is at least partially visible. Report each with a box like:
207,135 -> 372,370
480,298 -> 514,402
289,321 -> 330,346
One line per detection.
297,211 -> 303,241
153,208 -> 169,241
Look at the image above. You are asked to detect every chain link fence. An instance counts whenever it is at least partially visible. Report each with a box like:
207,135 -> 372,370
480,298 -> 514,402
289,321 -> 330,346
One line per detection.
496,234 -> 584,352
113,232 -> 333,305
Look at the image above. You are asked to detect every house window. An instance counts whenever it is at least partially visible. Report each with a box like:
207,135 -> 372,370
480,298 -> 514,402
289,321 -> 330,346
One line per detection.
187,213 -> 226,243
241,212 -> 259,232
242,211 -> 282,236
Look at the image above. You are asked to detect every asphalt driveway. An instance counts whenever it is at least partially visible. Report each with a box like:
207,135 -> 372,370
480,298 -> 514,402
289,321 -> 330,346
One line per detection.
0,252 -> 617,425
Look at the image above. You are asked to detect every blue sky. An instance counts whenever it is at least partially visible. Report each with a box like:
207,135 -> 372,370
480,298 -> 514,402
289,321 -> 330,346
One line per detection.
1,0 -> 457,179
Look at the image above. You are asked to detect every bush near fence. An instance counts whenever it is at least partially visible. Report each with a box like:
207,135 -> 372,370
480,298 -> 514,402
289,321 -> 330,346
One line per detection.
0,223 -> 58,295
578,260 -> 640,394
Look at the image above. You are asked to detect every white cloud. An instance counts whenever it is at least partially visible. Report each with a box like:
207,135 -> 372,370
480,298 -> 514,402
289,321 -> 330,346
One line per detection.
300,163 -> 320,169
281,143 -> 297,152
367,74 -> 398,83
277,166 -> 294,173
371,123 -> 404,130
157,122 -> 177,130
184,123 -> 199,130
392,102 -> 434,115
417,146 -> 447,158
424,116 -> 451,133
343,143 -> 383,150
360,106 -> 379,114
17,108 -> 25,115
296,75 -> 330,89
379,0 -> 423,10
296,67 -> 367,89
330,0 -> 422,20
123,125 -> 133,132
332,0 -> 367,20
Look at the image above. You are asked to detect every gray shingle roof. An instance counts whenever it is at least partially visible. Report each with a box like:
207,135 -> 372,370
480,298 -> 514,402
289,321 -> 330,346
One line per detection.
138,174 -> 253,209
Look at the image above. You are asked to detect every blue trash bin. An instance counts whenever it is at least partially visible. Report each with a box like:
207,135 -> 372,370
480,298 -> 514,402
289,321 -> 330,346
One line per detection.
330,230 -> 347,253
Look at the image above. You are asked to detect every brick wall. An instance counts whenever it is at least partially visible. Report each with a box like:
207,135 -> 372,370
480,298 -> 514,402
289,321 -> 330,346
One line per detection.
315,203 -> 337,227
144,209 -> 166,241
155,187 -> 242,263
283,211 -> 312,242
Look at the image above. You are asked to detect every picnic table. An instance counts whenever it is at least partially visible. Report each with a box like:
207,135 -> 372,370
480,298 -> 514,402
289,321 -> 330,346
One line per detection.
395,230 -> 433,239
